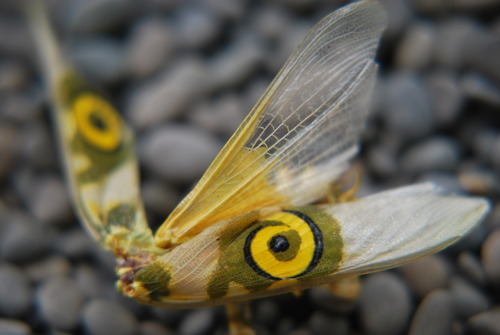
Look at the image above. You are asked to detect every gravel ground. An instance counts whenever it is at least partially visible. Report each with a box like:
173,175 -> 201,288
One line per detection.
0,0 -> 499,334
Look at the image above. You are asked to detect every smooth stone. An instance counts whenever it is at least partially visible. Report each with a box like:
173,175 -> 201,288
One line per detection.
378,0 -> 413,38
252,6 -> 292,41
55,229 -> 95,259
1,91 -> 43,122
309,312 -> 349,335
25,256 -> 72,283
28,175 -> 73,226
0,61 -> 28,91
75,264 -> 108,299
176,8 -> 221,50
424,71 -> 463,126
125,18 -> 176,78
0,123 -> 20,179
0,319 -> 32,335
449,276 -> 489,319
140,125 -> 221,184
141,180 -> 180,218
460,72 -> 500,107
481,229 -> 500,287
21,121 -> 56,169
0,211 -> 52,263
399,255 -> 450,298
450,0 -> 500,10
408,290 -> 454,335
467,308 -> 500,335
309,277 -> 361,314
0,264 -> 32,317
36,276 -> 85,331
178,308 -> 216,335
207,35 -> 264,90
467,29 -> 500,84
67,0 -> 135,33
139,321 -> 174,335
396,22 -> 435,70
359,272 -> 412,335
253,299 -> 279,327
70,38 -> 126,83
126,58 -> 207,130
366,144 -> 398,178
203,0 -> 247,20
381,72 -> 435,141
82,299 -> 138,335
400,137 -> 461,174
457,252 -> 487,287
189,94 -> 245,136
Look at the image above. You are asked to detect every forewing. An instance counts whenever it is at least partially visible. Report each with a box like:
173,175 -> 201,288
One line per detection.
25,0 -> 156,254
156,0 -> 387,248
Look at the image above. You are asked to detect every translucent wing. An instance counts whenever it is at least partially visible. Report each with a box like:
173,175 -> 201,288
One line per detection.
25,1 -> 157,255
156,0 -> 387,248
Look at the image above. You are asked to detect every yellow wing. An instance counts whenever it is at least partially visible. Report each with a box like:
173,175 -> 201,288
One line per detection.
25,0 -> 158,256
155,0 -> 387,248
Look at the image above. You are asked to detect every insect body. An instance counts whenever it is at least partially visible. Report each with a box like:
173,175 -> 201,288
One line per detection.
26,0 -> 489,331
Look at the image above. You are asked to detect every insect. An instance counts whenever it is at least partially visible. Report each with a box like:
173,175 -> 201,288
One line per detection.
26,0 -> 489,333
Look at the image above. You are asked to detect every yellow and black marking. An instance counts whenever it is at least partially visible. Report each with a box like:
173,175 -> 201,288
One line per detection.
244,210 -> 323,280
207,207 -> 343,300
73,92 -> 123,152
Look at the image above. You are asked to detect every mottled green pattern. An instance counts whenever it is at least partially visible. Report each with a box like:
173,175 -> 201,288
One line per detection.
134,261 -> 172,301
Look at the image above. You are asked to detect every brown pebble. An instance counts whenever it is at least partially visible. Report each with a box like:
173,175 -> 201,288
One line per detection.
482,230 -> 500,287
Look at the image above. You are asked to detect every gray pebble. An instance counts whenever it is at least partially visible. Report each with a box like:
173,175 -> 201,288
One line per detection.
75,264 -> 107,299
0,123 -> 20,180
450,0 -> 500,10
82,299 -> 138,335
25,256 -> 72,283
27,175 -> 73,226
139,321 -> 174,335
55,229 -> 95,259
2,91 -> 43,122
70,38 -> 126,83
467,308 -> 500,335
424,71 -> 463,126
378,0 -> 413,38
189,94 -> 245,136
207,35 -> 264,90
399,255 -> 450,298
400,137 -> 461,174
203,0 -> 247,21
253,299 -> 279,327
381,72 -> 435,141
309,312 -> 349,335
0,319 -> 32,335
36,276 -> 85,331
0,61 -> 28,91
0,211 -> 51,263
395,22 -> 435,70
178,308 -> 216,335
140,125 -> 221,184
408,290 -> 454,335
176,8 -> 221,50
367,144 -> 398,178
457,252 -> 487,287
359,272 -> 412,335
252,6 -> 292,42
460,72 -> 500,107
481,229 -> 500,287
21,121 -> 56,169
450,276 -> 489,319
0,264 -> 32,317
127,58 -> 207,129
125,18 -> 176,78
67,0 -> 134,33
141,179 -> 180,218
467,29 -> 500,84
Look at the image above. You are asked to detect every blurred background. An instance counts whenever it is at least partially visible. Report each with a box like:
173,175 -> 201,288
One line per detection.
0,0 -> 499,334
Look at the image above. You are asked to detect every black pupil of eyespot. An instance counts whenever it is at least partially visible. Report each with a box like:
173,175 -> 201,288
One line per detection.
89,112 -> 107,130
269,235 -> 289,253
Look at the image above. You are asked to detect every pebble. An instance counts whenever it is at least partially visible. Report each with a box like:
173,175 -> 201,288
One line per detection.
467,308 -> 500,335
0,61 -> 28,91
381,72 -> 435,141
460,72 -> 500,107
36,276 -> 85,331
481,230 -> 500,287
25,255 -> 72,283
207,35 -> 265,90
252,6 -> 292,42
0,211 -> 52,263
253,299 -> 279,327
399,255 -> 450,298
0,319 -> 32,335
0,123 -> 20,180
20,121 -> 56,170
203,0 -> 247,21
140,125 -> 221,184
55,229 -> 95,259
74,264 -> 109,299
67,0 -> 135,33
467,29 -> 500,84
82,299 -> 138,335
308,312 -> 349,335
27,175 -> 73,226
458,251 -> 487,286
70,38 -> 126,84
309,278 -> 361,314
178,308 -> 216,335
139,321 -> 174,335
450,276 -> 489,319
126,58 -> 207,129
408,290 -> 454,335
1,91 -> 43,122
176,8 -> 221,50
141,179 -> 180,218
366,144 -> 398,178
424,71 -> 463,126
125,18 -> 176,78
0,264 -> 33,317
359,272 -> 412,335
395,22 -> 435,70
400,137 -> 461,174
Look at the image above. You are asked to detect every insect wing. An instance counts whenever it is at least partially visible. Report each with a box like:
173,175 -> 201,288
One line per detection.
155,0 -> 387,248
